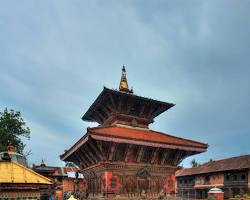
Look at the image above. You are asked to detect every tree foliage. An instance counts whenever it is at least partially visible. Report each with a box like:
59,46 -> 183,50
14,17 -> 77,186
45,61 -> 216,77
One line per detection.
0,108 -> 30,154
190,159 -> 200,168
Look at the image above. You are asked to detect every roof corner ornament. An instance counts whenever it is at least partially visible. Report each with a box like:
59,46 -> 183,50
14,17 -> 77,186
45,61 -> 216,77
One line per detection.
119,65 -> 133,93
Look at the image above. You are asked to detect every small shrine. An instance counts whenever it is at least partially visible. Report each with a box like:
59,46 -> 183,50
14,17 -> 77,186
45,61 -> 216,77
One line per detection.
0,146 -> 53,199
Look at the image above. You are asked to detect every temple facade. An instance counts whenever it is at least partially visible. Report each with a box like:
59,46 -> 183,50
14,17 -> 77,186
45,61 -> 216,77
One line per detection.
60,67 -> 208,197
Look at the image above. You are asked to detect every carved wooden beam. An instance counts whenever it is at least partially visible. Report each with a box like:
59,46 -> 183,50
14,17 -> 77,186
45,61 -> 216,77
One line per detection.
178,151 -> 188,165
160,149 -> 169,165
80,161 -> 88,169
90,109 -> 103,124
77,151 -> 91,167
102,141 -> 111,160
150,147 -> 160,164
120,144 -> 128,161
118,96 -> 123,113
93,109 -> 105,124
167,150 -> 174,165
78,153 -> 91,167
168,149 -> 178,165
99,108 -> 107,119
152,105 -> 165,118
101,105 -> 111,118
105,103 -> 112,111
146,104 -> 157,119
108,142 -> 117,161
88,139 -> 104,161
70,154 -> 81,166
136,146 -> 144,163
139,103 -> 147,118
85,143 -> 98,163
73,151 -> 90,168
109,94 -> 117,110
172,150 -> 179,165
126,96 -> 134,115
79,146 -> 95,165
96,140 -> 103,154
173,150 -> 183,165
124,144 -> 133,162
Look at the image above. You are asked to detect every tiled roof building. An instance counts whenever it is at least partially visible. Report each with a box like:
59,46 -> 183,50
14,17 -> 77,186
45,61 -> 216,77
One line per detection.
33,161 -> 86,200
176,154 -> 250,199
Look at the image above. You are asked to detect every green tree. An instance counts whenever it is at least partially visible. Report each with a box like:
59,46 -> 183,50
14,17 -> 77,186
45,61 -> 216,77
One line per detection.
0,108 -> 30,154
190,159 -> 200,168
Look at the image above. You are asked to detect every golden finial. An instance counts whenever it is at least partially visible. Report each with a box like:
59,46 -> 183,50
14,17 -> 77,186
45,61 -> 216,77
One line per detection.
119,65 -> 132,93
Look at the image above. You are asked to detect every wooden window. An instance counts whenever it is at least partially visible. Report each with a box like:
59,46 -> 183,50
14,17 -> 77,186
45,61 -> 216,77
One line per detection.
241,174 -> 246,180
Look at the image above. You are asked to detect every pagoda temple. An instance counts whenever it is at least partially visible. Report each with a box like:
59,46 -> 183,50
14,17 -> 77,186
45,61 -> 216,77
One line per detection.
60,66 -> 208,197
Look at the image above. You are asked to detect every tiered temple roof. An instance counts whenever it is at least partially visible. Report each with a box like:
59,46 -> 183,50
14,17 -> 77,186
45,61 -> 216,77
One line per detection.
60,67 -> 208,196
60,67 -> 208,173
61,67 -> 208,170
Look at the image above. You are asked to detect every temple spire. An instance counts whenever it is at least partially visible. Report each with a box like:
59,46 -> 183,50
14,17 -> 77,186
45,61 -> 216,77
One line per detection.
119,66 -> 133,93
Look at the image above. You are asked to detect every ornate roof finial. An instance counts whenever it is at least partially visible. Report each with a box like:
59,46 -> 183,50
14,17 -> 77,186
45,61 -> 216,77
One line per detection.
40,159 -> 46,167
119,65 -> 133,93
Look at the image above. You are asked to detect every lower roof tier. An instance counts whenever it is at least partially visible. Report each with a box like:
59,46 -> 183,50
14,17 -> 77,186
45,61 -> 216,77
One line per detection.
60,126 -> 208,169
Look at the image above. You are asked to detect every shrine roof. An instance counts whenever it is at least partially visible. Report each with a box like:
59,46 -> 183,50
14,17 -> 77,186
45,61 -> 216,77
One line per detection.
0,161 -> 52,184
82,87 -> 175,124
33,164 -> 80,177
89,126 -> 207,150
176,154 -> 250,177
60,125 -> 207,161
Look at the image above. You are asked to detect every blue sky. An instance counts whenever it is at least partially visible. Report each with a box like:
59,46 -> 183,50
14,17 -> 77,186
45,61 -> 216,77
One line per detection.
0,0 -> 250,167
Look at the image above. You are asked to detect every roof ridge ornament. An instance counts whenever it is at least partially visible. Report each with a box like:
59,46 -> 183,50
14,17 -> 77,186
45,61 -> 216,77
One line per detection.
119,65 -> 133,93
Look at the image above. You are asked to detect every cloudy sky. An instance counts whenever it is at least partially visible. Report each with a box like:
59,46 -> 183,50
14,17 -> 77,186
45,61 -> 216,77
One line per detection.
1,0 -> 250,167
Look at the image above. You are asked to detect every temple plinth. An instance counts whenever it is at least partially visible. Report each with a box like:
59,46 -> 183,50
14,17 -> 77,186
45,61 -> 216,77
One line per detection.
60,67 -> 208,197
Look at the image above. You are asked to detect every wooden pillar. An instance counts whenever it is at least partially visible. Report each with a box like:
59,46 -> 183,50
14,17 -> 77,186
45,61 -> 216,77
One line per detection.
108,142 -> 117,161
124,144 -> 132,162
136,146 -> 144,162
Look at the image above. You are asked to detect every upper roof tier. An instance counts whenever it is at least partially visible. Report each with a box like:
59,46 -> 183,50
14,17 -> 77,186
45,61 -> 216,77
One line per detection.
82,67 -> 175,127
82,87 -> 175,127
